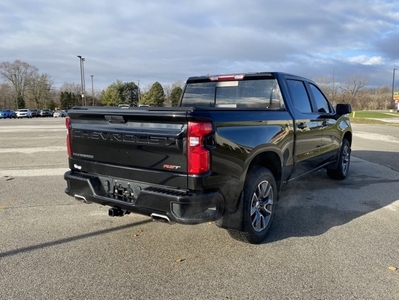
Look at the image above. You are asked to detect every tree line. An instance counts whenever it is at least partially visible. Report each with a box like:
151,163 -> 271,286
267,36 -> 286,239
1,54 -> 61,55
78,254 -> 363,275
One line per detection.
0,60 -> 183,110
314,75 -> 396,111
0,60 -> 54,110
0,59 -> 396,111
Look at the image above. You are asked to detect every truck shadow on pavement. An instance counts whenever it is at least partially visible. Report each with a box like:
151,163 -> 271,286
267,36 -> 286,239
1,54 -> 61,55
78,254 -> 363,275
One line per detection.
0,219 -> 152,259
266,153 -> 399,244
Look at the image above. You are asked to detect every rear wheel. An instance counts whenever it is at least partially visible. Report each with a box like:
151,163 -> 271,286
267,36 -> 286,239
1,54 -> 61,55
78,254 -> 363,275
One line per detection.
228,167 -> 277,244
327,138 -> 351,180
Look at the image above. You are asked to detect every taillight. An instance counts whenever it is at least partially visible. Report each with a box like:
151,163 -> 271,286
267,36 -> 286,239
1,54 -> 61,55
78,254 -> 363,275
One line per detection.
187,121 -> 213,175
65,116 -> 72,158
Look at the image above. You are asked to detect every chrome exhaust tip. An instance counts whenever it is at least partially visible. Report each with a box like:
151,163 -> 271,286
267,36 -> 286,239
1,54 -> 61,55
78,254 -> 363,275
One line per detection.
74,194 -> 92,204
150,213 -> 171,224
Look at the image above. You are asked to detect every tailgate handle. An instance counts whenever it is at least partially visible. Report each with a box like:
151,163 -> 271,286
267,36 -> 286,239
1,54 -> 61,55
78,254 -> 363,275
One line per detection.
105,115 -> 126,123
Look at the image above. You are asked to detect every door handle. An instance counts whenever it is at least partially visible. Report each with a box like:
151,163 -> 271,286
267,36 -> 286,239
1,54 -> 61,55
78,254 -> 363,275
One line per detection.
297,122 -> 307,129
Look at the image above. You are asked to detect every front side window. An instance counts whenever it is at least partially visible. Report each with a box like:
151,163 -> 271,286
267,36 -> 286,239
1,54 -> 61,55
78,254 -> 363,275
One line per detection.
310,84 -> 331,113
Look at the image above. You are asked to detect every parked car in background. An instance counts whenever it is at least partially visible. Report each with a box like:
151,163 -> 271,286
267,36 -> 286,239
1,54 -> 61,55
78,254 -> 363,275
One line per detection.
30,109 -> 40,117
53,110 -> 68,118
40,109 -> 53,117
0,109 -> 16,119
16,109 -> 32,118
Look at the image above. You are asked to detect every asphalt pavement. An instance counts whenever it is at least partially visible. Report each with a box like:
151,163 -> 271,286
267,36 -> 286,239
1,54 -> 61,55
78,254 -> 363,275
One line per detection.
0,118 -> 398,300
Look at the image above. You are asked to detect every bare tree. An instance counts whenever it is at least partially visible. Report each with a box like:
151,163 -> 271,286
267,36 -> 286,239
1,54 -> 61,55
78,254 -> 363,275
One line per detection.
163,84 -> 171,106
0,60 -> 38,109
338,76 -> 368,108
59,82 -> 81,95
172,80 -> 184,89
367,85 -> 391,110
0,83 -> 13,109
28,73 -> 53,108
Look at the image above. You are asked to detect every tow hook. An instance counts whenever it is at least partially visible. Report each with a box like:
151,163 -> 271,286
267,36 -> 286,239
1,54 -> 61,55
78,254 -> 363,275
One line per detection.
108,207 -> 130,217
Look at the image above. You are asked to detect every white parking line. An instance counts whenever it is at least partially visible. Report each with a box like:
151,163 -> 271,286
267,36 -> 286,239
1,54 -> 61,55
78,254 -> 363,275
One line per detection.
0,146 -> 66,154
0,168 -> 68,177
0,129 -> 65,133
353,131 -> 399,143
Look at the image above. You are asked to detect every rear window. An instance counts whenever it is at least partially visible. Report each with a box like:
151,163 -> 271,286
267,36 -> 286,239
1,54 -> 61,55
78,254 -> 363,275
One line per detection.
181,79 -> 284,109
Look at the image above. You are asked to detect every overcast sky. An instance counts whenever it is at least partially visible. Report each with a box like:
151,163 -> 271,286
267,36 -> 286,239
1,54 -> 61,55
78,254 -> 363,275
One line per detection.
1,0 -> 398,91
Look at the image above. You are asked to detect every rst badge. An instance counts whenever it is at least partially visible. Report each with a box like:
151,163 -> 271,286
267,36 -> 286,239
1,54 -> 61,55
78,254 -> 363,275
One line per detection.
163,164 -> 181,170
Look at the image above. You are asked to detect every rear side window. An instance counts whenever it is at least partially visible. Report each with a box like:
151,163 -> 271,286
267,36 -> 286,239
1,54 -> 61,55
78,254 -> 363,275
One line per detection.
181,79 -> 285,109
286,80 -> 312,113
182,83 -> 216,107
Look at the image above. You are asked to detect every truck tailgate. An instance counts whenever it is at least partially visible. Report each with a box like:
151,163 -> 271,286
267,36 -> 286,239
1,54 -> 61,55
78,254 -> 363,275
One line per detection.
67,107 -> 190,187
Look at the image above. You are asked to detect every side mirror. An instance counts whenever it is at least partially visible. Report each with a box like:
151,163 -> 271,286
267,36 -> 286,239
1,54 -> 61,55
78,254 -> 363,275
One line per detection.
336,104 -> 352,115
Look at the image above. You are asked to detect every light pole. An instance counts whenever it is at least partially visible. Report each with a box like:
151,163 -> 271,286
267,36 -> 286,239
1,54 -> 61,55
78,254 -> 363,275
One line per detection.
137,79 -> 140,106
77,55 -> 86,106
332,67 -> 335,104
392,68 -> 397,110
91,75 -> 94,106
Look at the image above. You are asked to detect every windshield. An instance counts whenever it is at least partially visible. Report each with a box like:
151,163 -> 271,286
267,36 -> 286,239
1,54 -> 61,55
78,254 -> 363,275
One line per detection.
181,79 -> 284,109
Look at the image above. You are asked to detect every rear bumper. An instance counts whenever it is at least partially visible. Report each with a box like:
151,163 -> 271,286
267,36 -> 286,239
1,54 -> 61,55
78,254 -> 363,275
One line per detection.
64,171 -> 224,224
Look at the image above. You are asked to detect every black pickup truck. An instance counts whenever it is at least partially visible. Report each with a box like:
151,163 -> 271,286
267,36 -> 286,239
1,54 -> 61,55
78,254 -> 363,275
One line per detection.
64,72 -> 352,244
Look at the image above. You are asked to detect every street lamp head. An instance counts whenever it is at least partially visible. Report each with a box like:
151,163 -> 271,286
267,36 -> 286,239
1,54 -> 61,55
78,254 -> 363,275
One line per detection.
77,55 -> 82,59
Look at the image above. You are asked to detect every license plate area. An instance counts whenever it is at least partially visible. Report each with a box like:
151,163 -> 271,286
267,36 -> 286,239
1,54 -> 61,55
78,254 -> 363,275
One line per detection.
113,180 -> 135,202
98,176 -> 150,203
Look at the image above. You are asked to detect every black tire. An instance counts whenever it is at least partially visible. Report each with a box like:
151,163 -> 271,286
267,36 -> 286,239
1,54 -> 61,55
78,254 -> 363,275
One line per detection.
327,138 -> 351,180
227,167 -> 277,244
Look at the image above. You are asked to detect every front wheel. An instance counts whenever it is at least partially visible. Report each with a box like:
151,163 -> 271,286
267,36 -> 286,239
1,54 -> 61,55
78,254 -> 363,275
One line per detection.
228,167 -> 277,244
327,138 -> 351,180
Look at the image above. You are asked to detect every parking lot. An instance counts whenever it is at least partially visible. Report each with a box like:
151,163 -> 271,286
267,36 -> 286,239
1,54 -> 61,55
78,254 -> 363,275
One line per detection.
0,108 -> 68,119
0,118 -> 398,299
